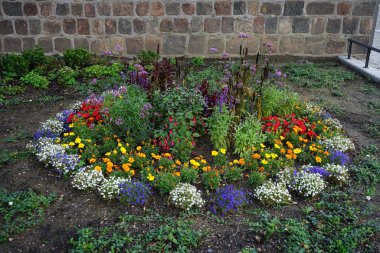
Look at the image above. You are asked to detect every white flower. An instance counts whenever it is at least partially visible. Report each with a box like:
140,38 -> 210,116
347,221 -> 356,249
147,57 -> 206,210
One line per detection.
366,196 -> 372,201
39,119 -> 64,134
255,181 -> 292,206
291,171 -> 326,197
72,169 -> 105,190
323,135 -> 355,152
324,163 -> 349,183
169,183 -> 204,211
8,201 -> 13,206
324,118 -> 343,131
98,176 -> 130,200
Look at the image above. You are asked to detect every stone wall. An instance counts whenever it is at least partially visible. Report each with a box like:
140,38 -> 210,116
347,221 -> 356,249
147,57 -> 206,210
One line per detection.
0,0 -> 377,57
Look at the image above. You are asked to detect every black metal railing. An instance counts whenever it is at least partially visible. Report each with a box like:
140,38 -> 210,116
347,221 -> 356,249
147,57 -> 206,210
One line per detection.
347,38 -> 380,68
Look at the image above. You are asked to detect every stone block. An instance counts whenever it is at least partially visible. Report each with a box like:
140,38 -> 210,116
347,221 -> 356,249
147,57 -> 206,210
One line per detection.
4,37 -> 22,53
311,17 -> 326,35
191,17 -> 203,32
148,18 -> 160,33
204,18 -> 221,33
174,18 -> 189,33
71,3 -> 82,16
359,18 -> 372,35
162,35 -> 187,55
29,19 -> 41,35
326,18 -> 341,34
306,2 -> 335,15
353,1 -> 376,16
284,1 -> 304,16
136,2 -> 149,16
160,18 -> 173,32
63,19 -> 77,34
38,37 -> 53,53
151,2 -> 164,16
91,40 -> 106,53
113,2 -> 134,16
279,18 -> 292,34
145,36 -> 162,53
265,17 -> 278,34
305,36 -> 325,55
23,3 -> 38,16
56,3 -> 69,16
234,19 -> 253,33
226,35 -> 260,55
85,4 -> 96,18
74,38 -> 89,50
54,38 -> 72,53
189,35 -> 207,54
222,17 -> 234,33
91,19 -> 104,35
0,20 -> 13,35
15,19 -> 28,35
260,35 -> 279,54
280,36 -> 304,54
3,1 -> 22,16
248,1 -> 259,16
77,19 -> 90,35
97,2 -> 111,16
292,17 -> 310,33
208,36 -> 225,54
119,19 -> 132,34
343,17 -> 358,34
215,0 -> 232,16
126,37 -> 145,54
182,3 -> 195,15
325,38 -> 346,54
234,1 -> 246,15
166,2 -> 180,15
133,19 -> 146,34
350,35 -> 369,54
197,2 -> 213,15
43,20 -> 61,34
22,38 -> 35,50
40,2 -> 52,17
105,19 -> 117,34
253,16 -> 265,34
337,2 -> 352,16
260,3 -> 282,15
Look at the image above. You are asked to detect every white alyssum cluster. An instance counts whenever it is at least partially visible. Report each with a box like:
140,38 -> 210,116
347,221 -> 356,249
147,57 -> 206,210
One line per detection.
323,135 -> 355,152
291,172 -> 326,197
276,167 -> 297,185
39,119 -> 64,133
70,101 -> 83,111
50,153 -> 81,174
98,176 -> 130,200
72,169 -> 105,190
169,183 -> 205,211
255,181 -> 292,206
325,163 -> 349,183
35,139 -> 66,164
324,118 -> 343,131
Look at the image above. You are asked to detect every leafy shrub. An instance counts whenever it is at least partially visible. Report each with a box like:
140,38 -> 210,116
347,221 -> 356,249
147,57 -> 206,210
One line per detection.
0,54 -> 29,82
20,71 -> 49,89
154,172 -> 179,196
210,185 -> 250,215
84,63 -> 123,80
261,86 -> 299,117
248,171 -> 266,188
118,180 -> 151,205
22,46 -> 46,70
169,183 -> 204,211
51,66 -> 78,86
203,170 -> 222,191
64,48 -> 91,69
234,115 -> 266,156
207,105 -> 234,150
180,167 -> 198,184
137,49 -> 160,66
186,65 -> 223,93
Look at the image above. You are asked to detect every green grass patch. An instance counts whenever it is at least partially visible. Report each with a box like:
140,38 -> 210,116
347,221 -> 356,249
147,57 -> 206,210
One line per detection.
0,188 -> 56,243
0,149 -> 33,164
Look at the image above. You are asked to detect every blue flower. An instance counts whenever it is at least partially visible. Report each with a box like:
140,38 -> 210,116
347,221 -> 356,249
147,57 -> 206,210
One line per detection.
210,185 -> 250,215
329,150 -> 350,166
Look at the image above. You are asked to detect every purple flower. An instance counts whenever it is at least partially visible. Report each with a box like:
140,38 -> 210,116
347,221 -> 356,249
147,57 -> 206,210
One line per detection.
114,44 -> 123,52
222,52 -> 230,58
210,185 -> 251,215
209,47 -> 218,53
118,181 -> 151,205
114,118 -> 123,126
304,166 -> 330,177
140,103 -> 153,119
238,33 -> 248,39
91,78 -> 97,84
330,150 -> 350,166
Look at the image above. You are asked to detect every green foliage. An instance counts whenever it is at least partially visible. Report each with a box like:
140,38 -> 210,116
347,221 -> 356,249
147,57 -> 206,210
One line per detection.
64,48 -> 91,69
224,166 -> 243,182
248,171 -> 266,188
0,85 -> 25,96
190,57 -> 204,67
207,105 -> 234,150
154,172 -> 180,196
234,115 -> 266,156
54,66 -> 78,86
0,54 -> 29,82
20,71 -> 49,89
0,188 -> 55,243
84,63 -> 123,80
283,62 -> 357,88
137,50 -> 160,66
0,149 -> 33,164
180,168 -> 198,184
261,86 -> 300,117
203,170 -> 221,191
185,66 -> 223,93
21,46 -> 46,70
69,214 -> 202,253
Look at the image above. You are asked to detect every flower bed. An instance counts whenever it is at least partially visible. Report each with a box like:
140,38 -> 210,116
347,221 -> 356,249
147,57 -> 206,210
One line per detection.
28,45 -> 355,214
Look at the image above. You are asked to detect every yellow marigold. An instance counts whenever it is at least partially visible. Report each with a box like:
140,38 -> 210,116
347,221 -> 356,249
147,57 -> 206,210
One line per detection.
105,152 -> 111,156
69,123 -> 74,128
294,148 -> 302,154
94,166 -> 102,172
220,148 -> 226,155
106,166 -> 113,173
252,153 -> 261,159
175,160 -> 182,165
271,153 -> 278,159
69,142 -> 75,147
239,158 -> 245,166
147,173 -> 155,181
136,146 -> 142,151
89,158 -> 96,164
137,152 -> 146,158
292,154 -> 297,159
173,171 -> 181,177
211,150 -> 218,156
260,143 -> 266,148
324,151 -> 329,155
106,161 -> 113,168
315,156 -> 322,163
261,159 -> 268,165
279,136 -> 285,140
285,154 -> 292,159
69,132 -> 75,136
164,153 -> 171,157
78,143 -> 85,149
200,159 -> 207,164
265,153 -> 271,159
113,150 -> 117,155
63,133 -> 69,137
233,159 -> 239,164
130,169 -> 135,176
102,157 -> 110,163
128,157 -> 135,163
120,147 -> 127,154
274,144 -> 280,149
75,137 -> 81,144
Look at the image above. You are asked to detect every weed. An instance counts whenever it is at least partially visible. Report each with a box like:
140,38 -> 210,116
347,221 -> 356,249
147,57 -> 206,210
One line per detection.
37,95 -> 64,104
1,129 -> 29,143
0,149 -> 33,164
367,100 -> 380,114
0,188 -> 55,243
